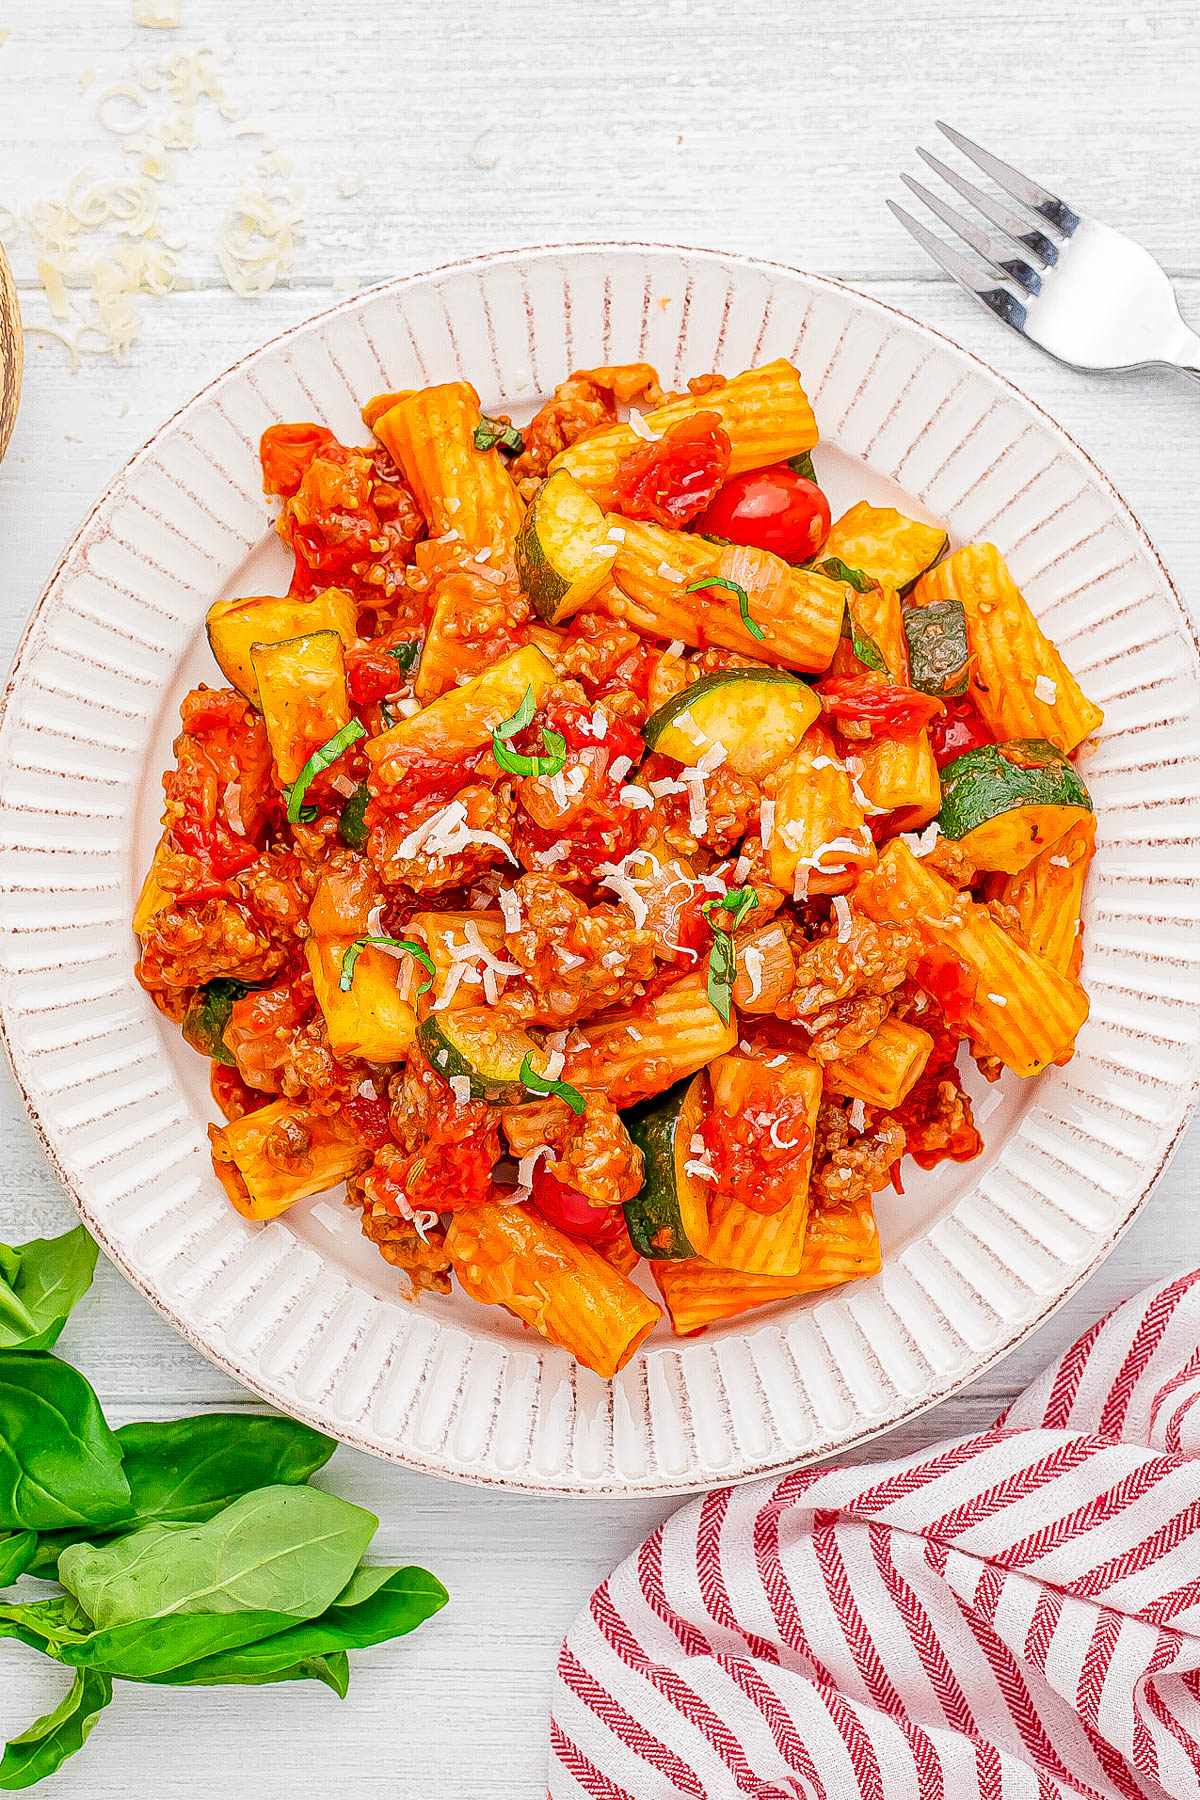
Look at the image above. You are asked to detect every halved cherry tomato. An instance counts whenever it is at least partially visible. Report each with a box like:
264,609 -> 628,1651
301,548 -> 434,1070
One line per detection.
698,465 -> 831,562
816,672 -> 945,737
532,1168 -> 625,1243
612,412 -> 732,528
928,696 -> 993,768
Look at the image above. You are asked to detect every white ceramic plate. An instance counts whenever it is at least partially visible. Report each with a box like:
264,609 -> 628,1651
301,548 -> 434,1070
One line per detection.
2,244 -> 1199,1495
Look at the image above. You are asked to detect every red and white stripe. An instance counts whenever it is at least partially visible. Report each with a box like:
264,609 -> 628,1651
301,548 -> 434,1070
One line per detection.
550,1269 -> 1200,1798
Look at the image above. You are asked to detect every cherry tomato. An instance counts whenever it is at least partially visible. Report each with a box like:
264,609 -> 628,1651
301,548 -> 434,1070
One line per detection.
817,672 -> 945,737
612,412 -> 731,528
698,465 -> 831,562
928,697 -> 993,768
531,1168 -> 625,1243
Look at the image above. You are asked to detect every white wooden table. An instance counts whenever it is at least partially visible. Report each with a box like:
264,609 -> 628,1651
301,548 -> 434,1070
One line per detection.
1,3 -> 1199,1793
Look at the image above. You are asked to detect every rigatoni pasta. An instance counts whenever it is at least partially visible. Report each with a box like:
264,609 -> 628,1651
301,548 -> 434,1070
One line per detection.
136,350 -> 1102,1373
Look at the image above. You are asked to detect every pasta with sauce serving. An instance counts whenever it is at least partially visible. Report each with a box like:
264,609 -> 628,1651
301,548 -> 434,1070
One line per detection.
134,357 -> 1099,1378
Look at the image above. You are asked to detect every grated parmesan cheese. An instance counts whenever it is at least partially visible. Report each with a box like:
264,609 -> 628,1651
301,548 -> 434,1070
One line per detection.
656,561 -> 683,582
666,639 -> 685,658
620,785 -> 653,810
498,887 -> 522,932
591,708 -> 608,740
222,780 -> 245,835
832,894 -> 852,943
608,755 -> 633,784
769,1118 -> 800,1150
684,1157 -> 717,1184
987,993 -> 1009,1006
900,820 -> 943,858
468,125 -> 499,170
671,709 -> 708,748
848,1099 -> 867,1133
356,1078 -> 378,1101
605,525 -> 627,545
628,409 -> 661,442
741,944 -> 764,1002
1034,674 -> 1058,704
1049,855 -> 1070,869
412,1209 -> 440,1244
449,1075 -> 472,1106
132,0 -> 181,25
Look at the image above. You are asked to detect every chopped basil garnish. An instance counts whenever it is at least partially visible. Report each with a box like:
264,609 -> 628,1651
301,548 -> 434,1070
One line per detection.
840,602 -> 890,676
285,719 -> 367,825
387,639 -> 422,674
820,556 -> 875,594
786,450 -> 817,482
519,1052 -> 586,1116
474,417 -> 524,455
685,574 -> 765,642
701,885 -> 759,1024
339,936 -> 435,995
706,932 -> 737,1025
491,685 -> 567,779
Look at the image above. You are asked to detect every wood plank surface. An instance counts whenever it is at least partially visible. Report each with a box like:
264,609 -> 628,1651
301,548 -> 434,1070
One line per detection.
1,2 -> 1199,1793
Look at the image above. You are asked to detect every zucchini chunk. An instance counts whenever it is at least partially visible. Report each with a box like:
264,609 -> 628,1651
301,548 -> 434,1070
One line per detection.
250,629 -> 351,783
182,978 -> 249,1066
366,644 -> 557,772
623,1074 -> 709,1261
903,599 -> 970,697
937,739 -> 1093,874
822,502 -> 948,595
417,1007 -> 548,1104
206,588 -> 358,706
642,669 -> 821,780
516,470 -> 618,624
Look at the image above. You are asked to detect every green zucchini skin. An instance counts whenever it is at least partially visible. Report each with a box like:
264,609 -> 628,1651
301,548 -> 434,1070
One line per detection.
516,514 -> 572,620
904,600 -> 970,697
644,668 -> 806,746
182,978 -> 250,1066
937,740 -> 1092,841
416,1011 -> 539,1105
337,782 -> 371,851
642,667 -> 820,781
623,1077 -> 700,1261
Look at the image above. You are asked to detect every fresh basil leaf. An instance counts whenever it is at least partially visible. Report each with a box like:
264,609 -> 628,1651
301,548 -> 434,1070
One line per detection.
149,1566 -> 447,1687
29,1413 -> 337,1578
786,450 -> 816,482
493,685 -> 536,743
0,1668 -> 111,1790
685,575 -> 765,642
286,719 -> 367,825
519,1054 -> 586,1117
702,886 -> 759,932
820,556 -> 875,594
473,417 -> 523,455
0,1595 -> 93,1655
339,937 -> 434,996
53,1611 -> 305,1681
0,1228 -> 97,1356
58,1485 -> 377,1632
336,782 -> 371,852
492,727 -> 567,779
0,1354 -> 130,1533
839,602 -> 890,676
0,1533 -> 36,1588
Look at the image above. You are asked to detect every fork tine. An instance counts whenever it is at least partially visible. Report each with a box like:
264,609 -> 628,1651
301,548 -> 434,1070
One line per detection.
916,147 -> 1060,267
887,201 -> 1030,337
899,173 -> 1043,295
935,122 -> 1080,236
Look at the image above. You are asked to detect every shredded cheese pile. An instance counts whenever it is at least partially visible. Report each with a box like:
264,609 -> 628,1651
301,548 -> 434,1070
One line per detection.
5,38 -> 307,364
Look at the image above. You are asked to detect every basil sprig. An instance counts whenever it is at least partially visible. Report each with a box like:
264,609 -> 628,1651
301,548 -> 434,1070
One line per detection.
339,936 -> 435,995
285,719 -> 367,825
519,1052 -> 586,1116
474,417 -> 524,455
685,575 -> 765,642
491,686 -> 567,779
0,1224 -> 446,1787
701,885 -> 759,1024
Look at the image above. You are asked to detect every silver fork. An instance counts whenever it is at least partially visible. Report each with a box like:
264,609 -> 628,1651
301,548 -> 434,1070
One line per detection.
890,122 -> 1200,386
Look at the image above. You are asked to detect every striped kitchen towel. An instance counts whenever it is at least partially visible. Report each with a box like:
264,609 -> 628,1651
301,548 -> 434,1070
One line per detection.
550,1268 -> 1200,1798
